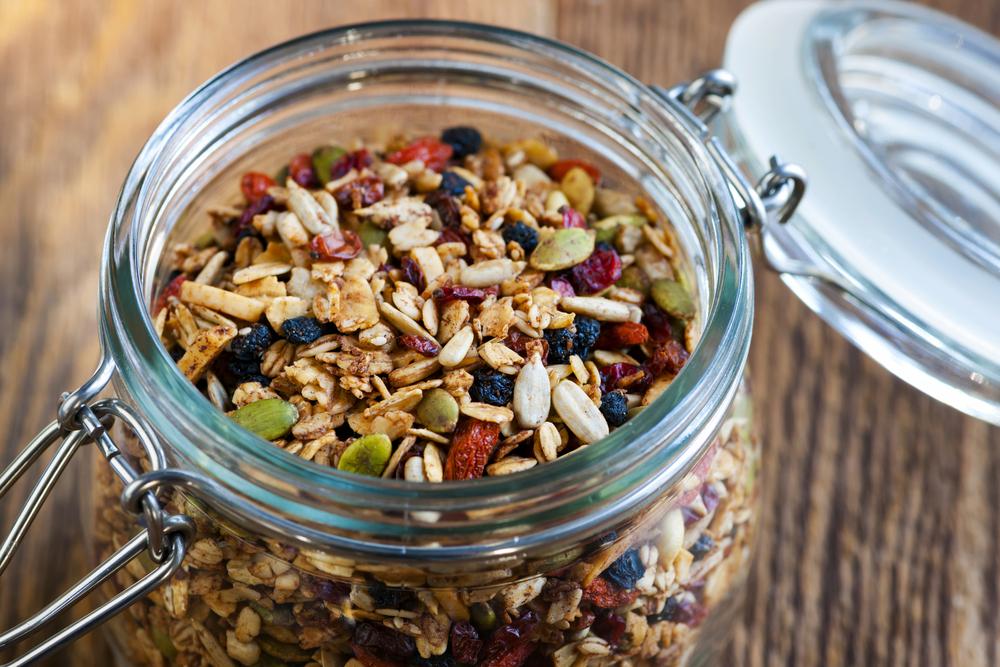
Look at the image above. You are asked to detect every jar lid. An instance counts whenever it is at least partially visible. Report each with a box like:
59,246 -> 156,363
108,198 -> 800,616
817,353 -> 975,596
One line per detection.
724,0 -> 1000,424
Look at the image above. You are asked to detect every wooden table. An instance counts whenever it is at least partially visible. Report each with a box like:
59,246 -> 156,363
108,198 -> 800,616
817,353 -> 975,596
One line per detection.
1,1 -> 997,665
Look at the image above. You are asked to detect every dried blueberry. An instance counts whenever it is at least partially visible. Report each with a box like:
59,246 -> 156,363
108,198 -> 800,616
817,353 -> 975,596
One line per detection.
225,356 -> 269,385
601,548 -> 645,590
230,323 -> 275,360
501,221 -> 539,254
599,390 -> 629,428
689,534 -> 714,560
544,327 -> 575,364
441,126 -> 482,158
572,316 -> 601,359
440,170 -> 471,196
469,367 -> 515,407
281,316 -> 323,344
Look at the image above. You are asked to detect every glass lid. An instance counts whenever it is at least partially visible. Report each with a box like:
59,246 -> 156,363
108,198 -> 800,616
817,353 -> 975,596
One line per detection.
724,0 -> 1000,425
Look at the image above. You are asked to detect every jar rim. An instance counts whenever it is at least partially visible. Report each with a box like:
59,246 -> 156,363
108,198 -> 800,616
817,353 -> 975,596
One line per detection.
100,19 -> 753,556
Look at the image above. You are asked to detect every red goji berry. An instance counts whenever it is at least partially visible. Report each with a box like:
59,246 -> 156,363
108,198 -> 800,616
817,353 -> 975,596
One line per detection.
444,418 -> 500,480
597,322 -> 649,349
240,172 -> 275,203
309,229 -> 362,261
644,340 -> 689,377
548,159 -> 601,183
153,274 -> 186,315
385,137 -> 454,172
581,578 -> 639,609
333,176 -> 385,210
398,335 -> 441,357
289,153 -> 318,188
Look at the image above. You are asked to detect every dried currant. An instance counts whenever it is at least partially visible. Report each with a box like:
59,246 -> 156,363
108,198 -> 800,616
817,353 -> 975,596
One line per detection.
240,171 -> 275,203
450,622 -> 483,664
440,170 -> 472,196
444,418 -> 500,480
600,362 -> 649,394
398,335 -> 441,357
369,581 -> 414,609
641,301 -> 684,342
599,390 -> 629,428
469,367 -> 515,406
333,176 -> 385,210
288,152 -> 318,188
501,221 -> 539,254
230,323 -> 275,360
689,534 -> 714,560
281,317 -> 323,344
569,242 -> 622,294
310,229 -> 362,261
386,137 -> 454,172
401,255 -> 426,291
601,548 -> 645,590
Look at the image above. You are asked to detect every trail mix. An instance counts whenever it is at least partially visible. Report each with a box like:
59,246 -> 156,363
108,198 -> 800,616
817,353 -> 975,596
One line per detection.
100,129 -> 759,667
154,127 -> 697,480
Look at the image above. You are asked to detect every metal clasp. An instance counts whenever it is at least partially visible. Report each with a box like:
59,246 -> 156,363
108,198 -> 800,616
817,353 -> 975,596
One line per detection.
0,356 -> 194,666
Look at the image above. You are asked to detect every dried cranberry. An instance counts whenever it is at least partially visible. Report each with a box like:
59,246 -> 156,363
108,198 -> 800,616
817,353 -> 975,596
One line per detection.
354,622 -> 415,658
351,643 -> 405,667
591,612 -> 626,647
289,152 -> 318,188
645,340 -> 689,377
569,243 -> 622,294
333,176 -> 385,210
701,483 -> 721,514
549,276 -> 575,298
435,227 -> 470,250
504,332 -> 547,361
425,190 -> 463,229
398,335 -> 441,357
569,609 -> 596,630
600,362 -> 649,393
642,301 -> 683,342
560,205 -> 587,229
479,612 -> 539,667
689,534 -> 715,560
240,172 -> 275,203
548,159 -> 601,183
386,137 -> 454,171
153,274 -> 186,315
310,229 -> 362,261
330,148 -> 373,179
235,194 -> 276,235
597,322 -> 649,349
401,256 -> 426,291
433,285 -> 488,304
450,622 -> 482,664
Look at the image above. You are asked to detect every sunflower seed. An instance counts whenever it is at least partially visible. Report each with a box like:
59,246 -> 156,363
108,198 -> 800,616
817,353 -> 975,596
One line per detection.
551,381 -> 609,444
513,352 -> 550,429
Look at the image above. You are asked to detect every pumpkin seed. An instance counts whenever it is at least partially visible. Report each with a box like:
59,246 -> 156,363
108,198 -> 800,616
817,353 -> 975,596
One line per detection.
592,214 -> 647,244
311,145 -> 346,184
594,187 -> 640,217
416,388 -> 460,434
617,265 -> 650,295
651,278 -> 695,320
337,433 -> 392,476
358,220 -> 388,248
229,399 -> 298,441
529,228 -> 594,271
560,166 -> 595,216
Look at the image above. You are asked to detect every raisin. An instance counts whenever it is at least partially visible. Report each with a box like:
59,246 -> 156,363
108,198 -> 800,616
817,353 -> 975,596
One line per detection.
569,242 -> 622,294
548,276 -> 575,298
401,255 -> 426,291
153,273 -> 187,315
581,578 -> 639,609
689,534 -> 714,560
479,612 -> 538,667
597,322 -> 649,349
501,221 -> 538,254
450,622 -> 483,664
240,172 -> 275,203
235,194 -> 276,235
310,229 -> 362,260
444,418 -> 500,480
548,159 -> 601,183
369,581 -> 413,609
543,328 -> 574,364
599,390 -> 629,428
601,548 -> 645,590
645,340 -> 689,377
231,323 -> 275,360
572,316 -> 601,359
289,152 -> 318,188
425,190 -> 463,229
470,367 -> 515,406
440,170 -> 472,196
354,622 -> 415,658
385,137 -> 454,171
591,612 -> 626,647
435,227 -> 471,251
399,335 -> 441,357
333,176 -> 385,210
433,285 -> 488,304
560,205 -> 587,229
281,317 -> 323,344
441,126 -> 482,159
647,595 -> 706,627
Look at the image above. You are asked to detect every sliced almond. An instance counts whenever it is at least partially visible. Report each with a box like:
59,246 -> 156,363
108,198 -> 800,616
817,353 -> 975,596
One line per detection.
177,324 -> 237,382
335,276 -> 380,333
180,281 -> 265,322
232,262 -> 293,285
460,258 -> 523,288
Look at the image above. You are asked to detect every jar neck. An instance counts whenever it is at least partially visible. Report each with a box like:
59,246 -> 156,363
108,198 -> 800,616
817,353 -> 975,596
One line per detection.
99,20 -> 753,561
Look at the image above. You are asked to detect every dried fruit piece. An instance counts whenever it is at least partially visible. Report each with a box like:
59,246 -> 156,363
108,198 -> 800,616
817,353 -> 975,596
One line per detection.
333,176 -> 385,210
231,323 -> 276,360
600,362 -> 648,393
401,255 -> 427,292
601,548 -> 645,590
281,316 -> 323,344
645,340 -> 689,377
153,273 -> 186,315
288,153 -> 318,188
398,334 -> 441,357
569,242 -> 622,294
548,276 -> 575,298
351,643 -> 405,667
501,221 -> 539,253
338,434 -> 392,477
650,278 -> 695,320
440,170 -> 472,196
470,367 -> 516,407
229,399 -> 298,441
354,622 -> 415,658
310,229 -> 362,260
581,577 -> 639,609
444,418 -> 500,480
599,390 -> 628,427
441,126 -> 482,158
529,228 -> 594,272
241,172 -> 275,203
386,137 -> 454,171
559,206 -> 587,229
591,612 -> 626,647
479,611 -> 539,667
434,285 -> 489,304
415,388 -> 460,434
598,322 -> 649,349
450,622 -> 483,664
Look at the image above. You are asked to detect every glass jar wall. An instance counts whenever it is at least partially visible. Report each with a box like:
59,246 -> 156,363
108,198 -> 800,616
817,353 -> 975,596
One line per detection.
92,22 -> 758,667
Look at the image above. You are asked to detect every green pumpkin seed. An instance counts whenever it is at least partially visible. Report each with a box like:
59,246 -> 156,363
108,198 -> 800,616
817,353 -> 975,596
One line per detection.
274,165 -> 289,185
258,636 -> 314,662
594,187 -> 640,217
358,220 -> 388,248
560,166 -> 595,216
470,602 -> 498,633
593,214 -> 646,243
151,628 -> 178,661
311,145 -> 346,185
416,388 -> 460,434
529,228 -> 594,271
229,399 -> 298,441
651,278 -> 695,320
617,265 -> 650,295
337,433 -> 392,476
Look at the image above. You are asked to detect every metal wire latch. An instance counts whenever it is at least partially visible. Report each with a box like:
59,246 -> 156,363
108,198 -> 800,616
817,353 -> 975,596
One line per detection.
0,355 -> 194,666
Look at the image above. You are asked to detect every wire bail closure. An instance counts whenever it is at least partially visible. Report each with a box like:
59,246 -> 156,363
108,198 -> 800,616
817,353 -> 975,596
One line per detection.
0,355 -> 194,666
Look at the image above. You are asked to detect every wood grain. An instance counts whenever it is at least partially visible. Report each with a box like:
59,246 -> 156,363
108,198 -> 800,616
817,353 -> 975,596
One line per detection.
0,1 -> 996,665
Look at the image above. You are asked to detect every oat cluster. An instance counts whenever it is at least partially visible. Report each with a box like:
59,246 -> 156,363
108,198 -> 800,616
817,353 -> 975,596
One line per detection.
156,129 -> 694,481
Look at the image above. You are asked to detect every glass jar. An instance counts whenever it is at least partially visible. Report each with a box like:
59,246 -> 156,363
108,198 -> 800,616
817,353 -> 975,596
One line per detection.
3,20 -> 800,667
